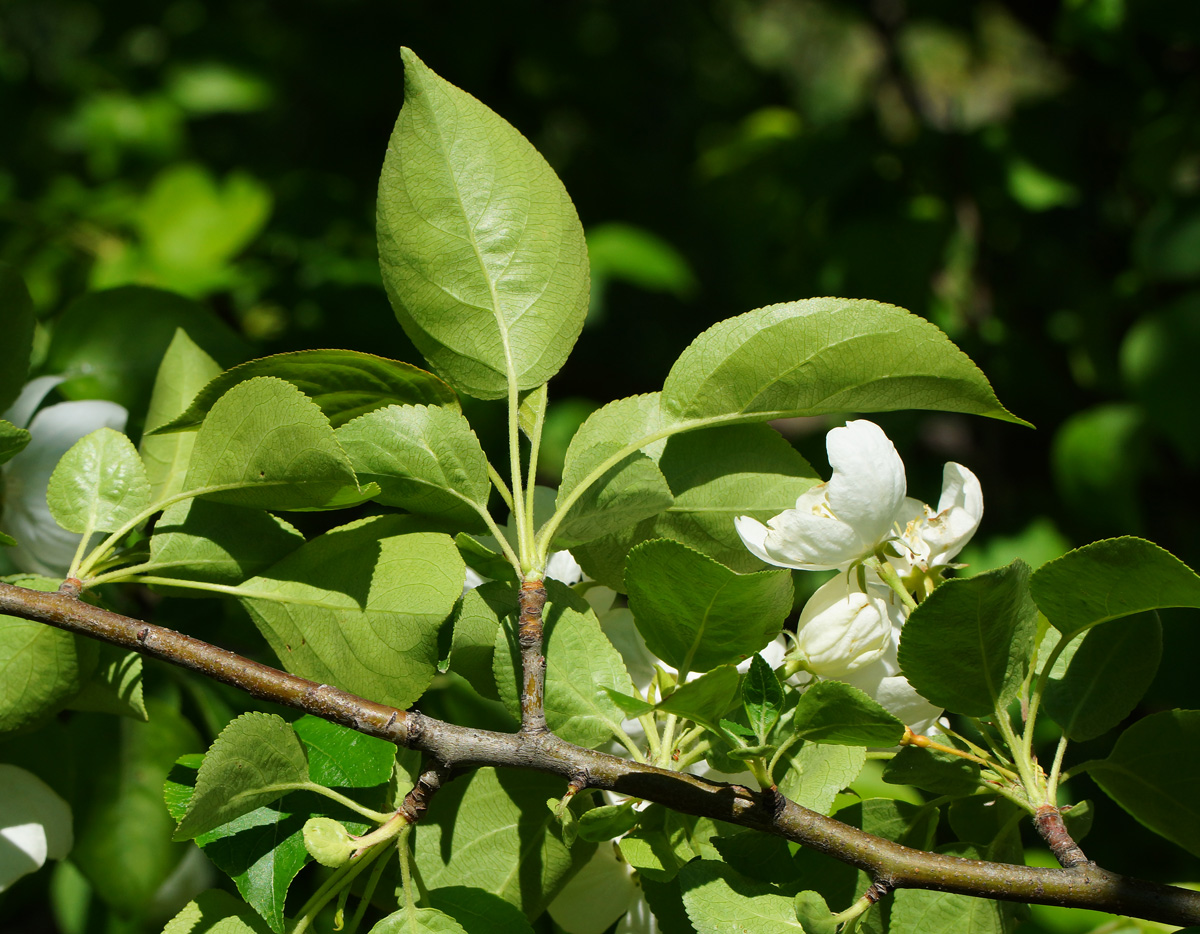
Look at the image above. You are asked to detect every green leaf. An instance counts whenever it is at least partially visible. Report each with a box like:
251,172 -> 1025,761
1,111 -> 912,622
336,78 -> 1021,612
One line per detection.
898,560 -> 1039,717
657,664 -> 740,727
427,888 -> 536,934
161,889 -> 274,934
378,49 -> 589,400
882,745 -> 981,797
1032,537 -> 1200,636
174,712 -> 309,840
69,702 -> 201,912
368,908 -> 469,934
1083,709 -> 1200,857
147,499 -> 305,591
155,348 -> 459,434
0,420 -> 31,467
679,860 -> 804,933
776,743 -> 866,816
554,394 -> 674,546
140,329 -> 223,501
793,891 -> 837,934
0,264 -> 35,413
0,575 -> 96,732
625,539 -> 792,675
292,715 -> 396,788
336,404 -> 491,527
447,583 -> 513,700
577,803 -> 640,843
601,687 -> 654,718
183,376 -> 371,510
659,298 -> 1028,426
790,681 -> 905,746
413,767 -> 594,918
743,655 -> 783,743
239,516 -> 463,710
518,384 -> 548,442
65,642 -> 146,720
619,806 -> 709,883
45,286 -> 248,421
46,428 -> 152,534
1043,612 -> 1162,741
164,756 -> 376,934
890,845 -> 1009,934
494,579 -> 636,748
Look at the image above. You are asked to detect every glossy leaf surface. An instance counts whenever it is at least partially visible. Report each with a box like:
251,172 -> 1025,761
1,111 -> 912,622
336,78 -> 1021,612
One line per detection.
46,428 -> 151,534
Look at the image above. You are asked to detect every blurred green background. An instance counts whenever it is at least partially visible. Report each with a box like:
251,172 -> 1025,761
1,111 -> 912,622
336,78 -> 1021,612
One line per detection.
3,1 -> 1200,931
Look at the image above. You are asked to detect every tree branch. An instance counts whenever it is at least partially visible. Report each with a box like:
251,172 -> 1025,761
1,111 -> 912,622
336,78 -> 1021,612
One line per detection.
3,580 -> 1199,927
516,579 -> 548,734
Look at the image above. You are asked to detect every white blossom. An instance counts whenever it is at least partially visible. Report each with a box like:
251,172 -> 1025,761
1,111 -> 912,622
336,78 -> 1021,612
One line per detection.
735,420 -> 906,571
792,574 -> 903,678
0,764 -> 72,893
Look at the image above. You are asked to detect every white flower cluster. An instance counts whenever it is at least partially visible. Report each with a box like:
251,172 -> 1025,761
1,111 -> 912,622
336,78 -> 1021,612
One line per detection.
736,420 -> 983,733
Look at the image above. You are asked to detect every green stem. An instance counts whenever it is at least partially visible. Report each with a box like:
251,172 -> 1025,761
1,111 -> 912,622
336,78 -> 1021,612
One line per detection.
638,712 -> 662,761
674,737 -> 712,770
830,893 -> 876,928
290,840 -> 389,934
523,398 -> 546,565
767,732 -> 806,785
873,558 -> 918,611
398,825 -> 417,912
232,782 -> 392,823
1045,735 -> 1070,805
610,724 -> 648,763
506,377 -> 529,570
1024,630 -> 1078,773
487,463 -> 515,513
993,708 -> 1042,810
76,488 -> 205,579
656,713 -> 680,769
345,842 -> 392,934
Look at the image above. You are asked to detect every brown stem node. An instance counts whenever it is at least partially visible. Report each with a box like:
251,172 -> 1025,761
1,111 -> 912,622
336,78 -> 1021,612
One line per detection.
1035,804 -> 1090,868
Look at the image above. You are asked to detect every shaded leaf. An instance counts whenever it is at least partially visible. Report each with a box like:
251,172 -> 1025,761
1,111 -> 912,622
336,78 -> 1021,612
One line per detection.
679,860 -> 804,933
743,655 -> 783,743
625,539 -> 792,675
776,744 -> 866,816
1083,709 -> 1200,857
161,889 -> 274,934
156,348 -> 458,433
0,265 -> 35,414
657,665 -> 740,727
790,680 -> 905,747
239,516 -> 463,710
883,745 -> 981,797
65,642 -> 146,720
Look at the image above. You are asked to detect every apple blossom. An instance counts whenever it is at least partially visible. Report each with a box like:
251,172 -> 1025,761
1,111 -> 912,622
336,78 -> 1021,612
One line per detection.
792,574 -> 904,678
734,419 -> 906,572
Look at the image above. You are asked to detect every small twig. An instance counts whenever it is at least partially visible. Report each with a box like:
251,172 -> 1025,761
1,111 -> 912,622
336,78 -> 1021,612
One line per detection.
517,579 -> 548,734
1035,805 -> 1090,869
398,762 -> 452,826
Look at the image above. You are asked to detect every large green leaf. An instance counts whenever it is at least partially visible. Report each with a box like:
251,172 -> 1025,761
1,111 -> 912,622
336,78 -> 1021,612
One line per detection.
625,539 -> 792,675
175,712 -> 309,840
659,298 -> 1028,426
656,664 -> 741,727
428,887 -> 537,934
147,499 -> 305,591
1083,709 -> 1200,857
45,286 -> 247,420
182,376 -> 371,510
898,561 -> 1039,717
155,348 -> 459,434
494,579 -> 636,748
46,428 -> 152,534
238,516 -> 463,709
0,264 -> 35,413
0,575 -> 96,732
554,394 -> 674,547
336,404 -> 491,528
679,860 -> 804,933
790,680 -> 905,747
413,767 -> 593,918
882,744 -> 981,797
1043,612 -> 1162,741
1031,537 -> 1200,636
140,328 -> 223,501
377,49 -> 589,400
447,583 -> 513,700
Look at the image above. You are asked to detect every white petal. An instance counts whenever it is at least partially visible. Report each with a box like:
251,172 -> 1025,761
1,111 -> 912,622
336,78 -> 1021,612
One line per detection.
2,400 -> 128,576
0,764 -> 73,893
840,662 -> 943,734
1,376 -> 66,430
736,420 -> 907,571
462,567 -> 488,595
921,463 -> 984,566
794,575 -> 898,677
546,550 -> 583,586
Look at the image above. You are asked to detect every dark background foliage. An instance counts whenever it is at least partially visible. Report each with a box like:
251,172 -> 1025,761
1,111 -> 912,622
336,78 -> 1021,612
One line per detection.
3,1 -> 1200,931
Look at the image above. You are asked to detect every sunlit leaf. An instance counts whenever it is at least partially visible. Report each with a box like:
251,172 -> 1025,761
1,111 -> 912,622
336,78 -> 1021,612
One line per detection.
46,428 -> 151,534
